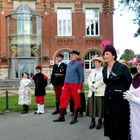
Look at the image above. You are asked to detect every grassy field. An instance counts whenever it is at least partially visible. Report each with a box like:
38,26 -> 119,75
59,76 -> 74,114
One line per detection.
0,93 -> 55,113
0,84 -> 88,113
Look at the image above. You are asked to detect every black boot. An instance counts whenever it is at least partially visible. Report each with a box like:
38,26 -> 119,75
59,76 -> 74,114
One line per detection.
79,112 -> 83,117
53,109 -> 65,122
21,105 -> 28,114
64,109 -> 67,115
89,118 -> 95,129
52,100 -> 60,115
96,118 -> 102,129
69,108 -> 78,125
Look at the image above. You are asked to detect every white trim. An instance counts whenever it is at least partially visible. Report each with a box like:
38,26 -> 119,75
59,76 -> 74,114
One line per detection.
54,2 -> 75,13
83,2 -> 103,13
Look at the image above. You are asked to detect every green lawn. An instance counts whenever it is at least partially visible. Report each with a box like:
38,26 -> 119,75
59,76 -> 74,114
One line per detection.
0,93 -> 55,113
0,84 -> 88,114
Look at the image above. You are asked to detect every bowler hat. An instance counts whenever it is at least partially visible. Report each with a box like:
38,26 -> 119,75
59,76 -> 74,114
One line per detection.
70,50 -> 80,56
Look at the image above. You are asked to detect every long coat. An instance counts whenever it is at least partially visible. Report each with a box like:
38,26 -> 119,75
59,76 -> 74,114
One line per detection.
50,62 -> 67,86
87,67 -> 105,97
33,73 -> 48,96
102,61 -> 132,140
18,79 -> 32,105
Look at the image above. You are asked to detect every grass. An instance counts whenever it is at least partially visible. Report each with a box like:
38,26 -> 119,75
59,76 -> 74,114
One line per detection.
0,93 -> 55,113
0,84 -> 88,114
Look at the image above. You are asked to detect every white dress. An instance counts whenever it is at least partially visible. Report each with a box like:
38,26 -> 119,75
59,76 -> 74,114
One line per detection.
18,79 -> 32,105
129,85 -> 140,140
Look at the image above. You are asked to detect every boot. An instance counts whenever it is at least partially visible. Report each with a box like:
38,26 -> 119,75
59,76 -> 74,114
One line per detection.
52,100 -> 60,115
25,105 -> 29,113
34,104 -> 40,114
96,118 -> 102,129
53,109 -> 65,122
21,105 -> 28,114
64,109 -> 67,115
39,104 -> 45,114
79,112 -> 83,117
89,118 -> 95,129
69,108 -> 78,125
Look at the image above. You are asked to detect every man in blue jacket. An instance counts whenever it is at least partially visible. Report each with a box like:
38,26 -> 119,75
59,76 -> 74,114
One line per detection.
53,50 -> 84,124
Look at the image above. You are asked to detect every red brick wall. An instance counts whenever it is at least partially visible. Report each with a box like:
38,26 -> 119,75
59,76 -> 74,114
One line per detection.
0,0 -> 114,67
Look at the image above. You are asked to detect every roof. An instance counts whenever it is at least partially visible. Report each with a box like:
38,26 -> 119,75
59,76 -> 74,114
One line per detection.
7,3 -> 41,17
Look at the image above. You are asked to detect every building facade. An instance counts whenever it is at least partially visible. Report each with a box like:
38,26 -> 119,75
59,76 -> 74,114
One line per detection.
0,0 -> 114,79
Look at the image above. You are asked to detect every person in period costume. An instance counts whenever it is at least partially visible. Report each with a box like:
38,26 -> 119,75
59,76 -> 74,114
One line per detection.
18,73 -> 32,114
86,56 -> 105,129
53,50 -> 84,125
69,60 -> 86,117
32,65 -> 48,114
102,43 -> 132,140
123,55 -> 140,140
50,54 -> 67,115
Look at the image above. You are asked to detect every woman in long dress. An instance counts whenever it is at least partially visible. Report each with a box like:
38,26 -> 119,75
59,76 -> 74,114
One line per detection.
18,73 -> 32,114
102,44 -> 132,140
87,56 -> 105,129
124,55 -> 140,140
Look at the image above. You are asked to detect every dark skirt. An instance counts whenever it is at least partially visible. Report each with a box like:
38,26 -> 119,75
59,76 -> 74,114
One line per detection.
70,92 -> 86,113
86,95 -> 104,118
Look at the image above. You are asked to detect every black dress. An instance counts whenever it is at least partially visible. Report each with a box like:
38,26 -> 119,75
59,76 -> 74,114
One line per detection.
102,61 -> 132,140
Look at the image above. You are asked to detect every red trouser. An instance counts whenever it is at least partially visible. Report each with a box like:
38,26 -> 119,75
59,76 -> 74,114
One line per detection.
53,86 -> 63,100
60,84 -> 80,109
35,96 -> 44,105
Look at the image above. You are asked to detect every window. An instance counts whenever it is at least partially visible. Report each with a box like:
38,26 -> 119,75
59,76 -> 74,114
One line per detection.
84,51 -> 101,70
57,9 -> 72,36
62,52 -> 70,64
85,9 -> 100,36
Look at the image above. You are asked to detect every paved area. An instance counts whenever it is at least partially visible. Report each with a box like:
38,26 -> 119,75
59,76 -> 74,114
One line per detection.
0,109 -> 107,140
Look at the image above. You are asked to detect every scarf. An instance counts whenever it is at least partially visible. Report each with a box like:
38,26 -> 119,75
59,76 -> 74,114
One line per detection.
132,73 -> 140,89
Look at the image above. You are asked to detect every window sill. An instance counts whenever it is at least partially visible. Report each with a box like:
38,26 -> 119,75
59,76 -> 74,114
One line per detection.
55,36 -> 75,40
83,36 -> 101,40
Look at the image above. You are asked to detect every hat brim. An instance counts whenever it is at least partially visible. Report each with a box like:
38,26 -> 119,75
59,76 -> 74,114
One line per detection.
91,57 -> 104,65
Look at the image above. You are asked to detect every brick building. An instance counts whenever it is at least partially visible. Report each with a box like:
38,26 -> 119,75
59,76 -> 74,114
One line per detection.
0,0 -> 114,79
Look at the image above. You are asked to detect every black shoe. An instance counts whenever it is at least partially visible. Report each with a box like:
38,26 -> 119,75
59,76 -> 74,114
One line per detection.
79,112 -> 83,117
38,112 -> 43,115
21,111 -> 28,114
96,120 -> 102,129
34,111 -> 38,114
89,121 -> 95,129
52,110 -> 59,115
64,110 -> 67,115
69,118 -> 77,125
53,117 -> 65,122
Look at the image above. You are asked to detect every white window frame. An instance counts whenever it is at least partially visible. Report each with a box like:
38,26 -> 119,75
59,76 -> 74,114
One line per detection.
57,8 -> 72,36
84,51 -> 101,70
62,52 -> 70,64
85,8 -> 100,37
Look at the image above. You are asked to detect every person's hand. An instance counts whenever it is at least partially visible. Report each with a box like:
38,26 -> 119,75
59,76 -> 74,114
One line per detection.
123,91 -> 136,102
